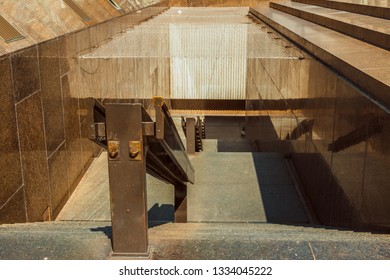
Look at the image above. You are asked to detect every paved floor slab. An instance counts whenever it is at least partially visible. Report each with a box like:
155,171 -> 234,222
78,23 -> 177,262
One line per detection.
188,152 -> 308,223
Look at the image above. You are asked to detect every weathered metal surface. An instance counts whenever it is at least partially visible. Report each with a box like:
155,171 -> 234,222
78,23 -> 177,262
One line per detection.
153,97 -> 195,184
107,140 -> 120,161
174,184 -> 187,223
186,117 -> 196,154
153,97 -> 165,140
128,141 -> 142,161
196,116 -> 205,151
87,97 -> 197,255
106,103 -> 148,256
87,98 -> 107,148
95,123 -> 106,138
142,122 -> 155,136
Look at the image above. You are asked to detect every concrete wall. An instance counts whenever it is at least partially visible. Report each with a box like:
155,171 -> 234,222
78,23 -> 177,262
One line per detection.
246,38 -> 390,231
0,0 -> 168,224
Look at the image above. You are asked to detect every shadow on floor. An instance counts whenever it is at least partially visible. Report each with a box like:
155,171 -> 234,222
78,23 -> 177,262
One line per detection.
252,153 -> 309,225
148,203 -> 174,227
89,203 -> 175,239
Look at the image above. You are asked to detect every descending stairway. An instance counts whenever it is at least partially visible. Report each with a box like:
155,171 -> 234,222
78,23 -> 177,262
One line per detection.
250,0 -> 390,107
1,115 -> 389,259
1,4 -> 389,260
293,0 -> 390,19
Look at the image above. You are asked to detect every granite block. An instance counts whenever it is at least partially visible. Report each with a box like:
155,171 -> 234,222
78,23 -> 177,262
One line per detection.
16,93 -> 51,222
0,57 -> 23,207
62,74 -> 83,193
0,187 -> 27,225
11,47 -> 40,103
48,143 -> 69,219
39,39 -> 66,156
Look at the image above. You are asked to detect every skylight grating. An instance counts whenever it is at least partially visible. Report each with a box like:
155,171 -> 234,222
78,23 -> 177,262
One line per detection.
0,15 -> 24,43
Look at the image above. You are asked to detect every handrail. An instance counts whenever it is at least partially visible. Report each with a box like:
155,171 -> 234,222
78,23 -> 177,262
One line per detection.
152,96 -> 195,184
88,97 -> 194,185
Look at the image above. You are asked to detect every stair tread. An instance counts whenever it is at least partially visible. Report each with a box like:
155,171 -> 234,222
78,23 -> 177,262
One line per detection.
297,0 -> 390,9
0,221 -> 388,260
2,221 -> 388,238
293,0 -> 390,19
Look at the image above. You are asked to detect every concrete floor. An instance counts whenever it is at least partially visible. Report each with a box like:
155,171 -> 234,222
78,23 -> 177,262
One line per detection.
58,116 -> 308,225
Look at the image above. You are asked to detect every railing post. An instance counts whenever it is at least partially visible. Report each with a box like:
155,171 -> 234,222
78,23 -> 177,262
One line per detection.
174,184 -> 187,223
105,103 -> 149,257
186,117 -> 196,154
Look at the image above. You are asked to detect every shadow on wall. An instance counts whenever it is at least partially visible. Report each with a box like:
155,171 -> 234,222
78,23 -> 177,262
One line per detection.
291,153 -> 365,229
148,203 -> 174,227
245,49 -> 390,232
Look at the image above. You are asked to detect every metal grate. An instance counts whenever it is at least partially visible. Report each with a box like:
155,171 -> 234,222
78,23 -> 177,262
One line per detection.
63,0 -> 92,21
0,15 -> 24,43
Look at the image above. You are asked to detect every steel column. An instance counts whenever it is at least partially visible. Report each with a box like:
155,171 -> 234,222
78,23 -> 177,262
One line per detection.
186,117 -> 196,154
105,103 -> 149,257
174,183 -> 187,223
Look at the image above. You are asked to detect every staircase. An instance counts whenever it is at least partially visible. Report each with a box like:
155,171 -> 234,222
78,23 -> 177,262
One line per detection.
250,0 -> 390,107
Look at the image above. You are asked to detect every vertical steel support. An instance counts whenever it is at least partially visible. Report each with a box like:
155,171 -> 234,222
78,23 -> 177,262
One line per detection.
174,184 -> 187,223
186,117 -> 196,154
105,103 -> 149,257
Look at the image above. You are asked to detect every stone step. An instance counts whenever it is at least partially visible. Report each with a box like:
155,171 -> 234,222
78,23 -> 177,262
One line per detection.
0,221 -> 389,259
150,222 -> 390,259
0,221 -> 112,260
293,0 -> 390,19
270,1 -> 390,50
150,222 -> 389,240
249,6 -> 390,107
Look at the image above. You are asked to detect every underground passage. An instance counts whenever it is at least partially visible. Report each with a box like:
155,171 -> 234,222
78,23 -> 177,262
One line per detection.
0,0 -> 389,260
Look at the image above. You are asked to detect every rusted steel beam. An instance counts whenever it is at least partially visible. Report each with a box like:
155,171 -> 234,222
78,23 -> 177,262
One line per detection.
106,103 -> 149,257
186,117 -> 196,154
174,183 -> 187,223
